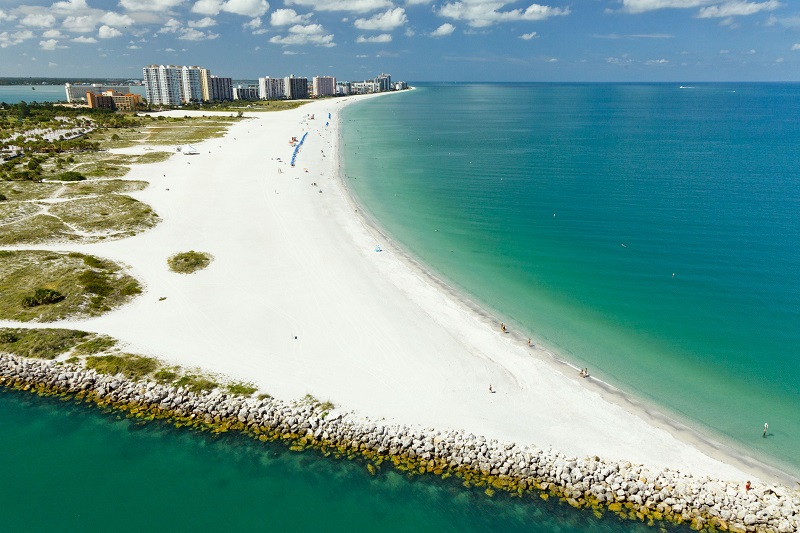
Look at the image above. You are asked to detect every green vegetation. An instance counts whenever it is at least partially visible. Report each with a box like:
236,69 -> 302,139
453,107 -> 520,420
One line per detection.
85,353 -> 159,380
0,250 -> 141,321
0,214 -> 73,246
54,171 -> 86,181
153,367 -> 180,384
21,288 -> 65,308
226,381 -> 257,396
72,335 -> 117,355
56,179 -> 148,198
0,327 -> 91,359
175,374 -> 219,393
167,251 -> 213,274
47,194 -> 159,239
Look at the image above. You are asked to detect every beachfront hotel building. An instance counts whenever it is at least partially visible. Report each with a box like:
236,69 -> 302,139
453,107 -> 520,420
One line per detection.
209,76 -> 233,102
233,85 -> 259,101
181,66 -> 203,103
86,90 -> 142,111
258,77 -> 285,100
143,64 -> 233,105
284,75 -> 309,100
65,83 -> 130,103
143,65 -> 182,106
312,76 -> 336,97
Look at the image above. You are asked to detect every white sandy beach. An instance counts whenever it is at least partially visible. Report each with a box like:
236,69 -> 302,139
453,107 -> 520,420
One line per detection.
1,95 -> 779,483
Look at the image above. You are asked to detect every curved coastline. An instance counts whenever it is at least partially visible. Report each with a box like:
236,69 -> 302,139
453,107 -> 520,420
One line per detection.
336,91 -> 796,487
0,92 -> 798,530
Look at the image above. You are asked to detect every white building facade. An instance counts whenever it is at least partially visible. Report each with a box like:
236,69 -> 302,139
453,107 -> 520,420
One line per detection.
258,77 -> 285,99
312,76 -> 336,97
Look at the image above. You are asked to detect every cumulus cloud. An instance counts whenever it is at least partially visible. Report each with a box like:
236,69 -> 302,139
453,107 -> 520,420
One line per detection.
697,0 -> 780,18
42,29 -> 65,38
128,43 -> 141,48
158,18 -> 183,33
619,0 -> 715,13
0,10 -> 16,22
191,0 -> 269,16
284,0 -> 393,13
520,31 -> 537,39
354,7 -> 407,30
120,0 -> 186,12
430,22 -> 455,36
792,43 -> 800,50
98,24 -> 122,38
73,35 -> 98,42
189,16 -> 217,27
356,33 -> 392,42
101,12 -> 136,27
270,8 -> 312,25
179,27 -> 219,39
21,13 -> 56,28
0,30 -> 35,48
269,23 -> 335,46
40,38 -> 67,50
51,0 -> 89,12
62,15 -> 97,32
438,1 -> 570,28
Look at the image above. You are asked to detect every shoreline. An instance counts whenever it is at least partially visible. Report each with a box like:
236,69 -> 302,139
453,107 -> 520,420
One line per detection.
335,94 -> 796,487
0,93 -> 796,491
1,353 -> 797,532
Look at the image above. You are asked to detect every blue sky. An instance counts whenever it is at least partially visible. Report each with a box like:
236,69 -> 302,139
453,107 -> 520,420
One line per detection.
0,0 -> 798,81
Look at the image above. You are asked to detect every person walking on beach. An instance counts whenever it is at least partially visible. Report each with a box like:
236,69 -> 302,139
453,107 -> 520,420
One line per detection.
763,422 -> 769,438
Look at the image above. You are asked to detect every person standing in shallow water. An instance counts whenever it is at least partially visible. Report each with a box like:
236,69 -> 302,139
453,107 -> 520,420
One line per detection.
763,422 -> 769,438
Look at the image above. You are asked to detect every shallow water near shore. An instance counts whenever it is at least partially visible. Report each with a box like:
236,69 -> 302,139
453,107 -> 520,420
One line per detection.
342,83 -> 800,478
0,387 -> 692,532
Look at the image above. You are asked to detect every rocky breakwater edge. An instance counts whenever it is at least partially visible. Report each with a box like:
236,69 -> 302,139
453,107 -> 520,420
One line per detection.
1,353 -> 797,533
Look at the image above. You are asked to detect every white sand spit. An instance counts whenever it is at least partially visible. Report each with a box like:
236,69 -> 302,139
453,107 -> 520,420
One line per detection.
1,95 -> 776,483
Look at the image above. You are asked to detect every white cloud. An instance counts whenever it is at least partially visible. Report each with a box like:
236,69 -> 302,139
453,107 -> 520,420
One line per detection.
354,7 -> 407,30
269,23 -> 335,46
438,1 -> 570,28
101,12 -> 135,27
48,61 -> 58,67
645,58 -> 669,64
21,13 -> 56,28
128,43 -> 141,48
189,16 -> 218,27
62,15 -> 96,32
271,8 -> 312,25
520,31 -> 537,39
191,0 -> 268,16
405,27 -> 415,36
120,0 -> 186,12
719,48 -> 730,53
430,22 -> 455,36
355,53 -> 368,57
43,29 -> 65,38
51,0 -> 89,12
40,38 -> 67,50
0,30 -> 34,48
697,0 -> 781,18
356,33 -> 392,42
0,10 -> 16,22
179,27 -> 220,39
284,0 -> 393,13
546,57 -> 557,62
98,25 -> 122,38
73,35 -> 98,42
406,0 -> 432,4
619,0 -> 715,13
223,0 -> 270,17
192,0 -> 222,15
158,18 -> 183,33
792,43 -> 800,50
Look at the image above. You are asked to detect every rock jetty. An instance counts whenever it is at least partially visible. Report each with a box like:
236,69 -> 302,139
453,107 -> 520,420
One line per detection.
1,353 -> 797,532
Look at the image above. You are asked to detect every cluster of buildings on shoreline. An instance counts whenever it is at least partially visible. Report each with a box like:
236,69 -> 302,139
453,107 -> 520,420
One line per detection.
64,65 -> 407,109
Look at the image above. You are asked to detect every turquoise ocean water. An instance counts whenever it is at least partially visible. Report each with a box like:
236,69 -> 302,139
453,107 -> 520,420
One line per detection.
0,84 -> 145,104
341,83 -> 800,479
0,83 -> 796,531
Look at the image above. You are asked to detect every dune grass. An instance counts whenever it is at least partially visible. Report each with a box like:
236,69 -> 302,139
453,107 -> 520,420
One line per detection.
0,250 -> 141,321
85,353 -> 160,381
0,328 -> 92,360
167,251 -> 213,274
48,194 -> 159,238
0,214 -> 74,245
